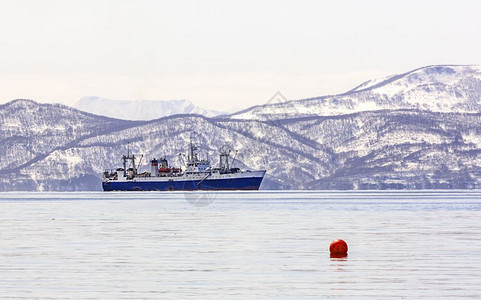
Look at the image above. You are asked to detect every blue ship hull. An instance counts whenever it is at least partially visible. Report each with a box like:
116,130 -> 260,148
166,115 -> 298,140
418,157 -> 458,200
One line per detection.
102,176 -> 263,191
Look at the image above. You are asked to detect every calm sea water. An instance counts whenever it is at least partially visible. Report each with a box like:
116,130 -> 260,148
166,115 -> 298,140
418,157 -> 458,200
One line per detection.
0,191 -> 480,299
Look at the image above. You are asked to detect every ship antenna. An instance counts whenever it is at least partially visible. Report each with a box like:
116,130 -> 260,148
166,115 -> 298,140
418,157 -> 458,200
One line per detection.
189,134 -> 193,161
231,150 -> 238,168
138,154 -> 144,173
227,150 -> 231,170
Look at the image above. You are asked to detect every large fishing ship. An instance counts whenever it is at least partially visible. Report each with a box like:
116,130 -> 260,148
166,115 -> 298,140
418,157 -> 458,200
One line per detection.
102,137 -> 266,191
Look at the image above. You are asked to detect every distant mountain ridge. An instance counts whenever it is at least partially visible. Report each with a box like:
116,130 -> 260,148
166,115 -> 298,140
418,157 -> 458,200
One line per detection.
229,65 -> 481,120
72,96 -> 225,120
2,65 -> 481,191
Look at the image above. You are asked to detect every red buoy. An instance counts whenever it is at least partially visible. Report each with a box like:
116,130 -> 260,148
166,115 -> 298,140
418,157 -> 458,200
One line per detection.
330,239 -> 348,258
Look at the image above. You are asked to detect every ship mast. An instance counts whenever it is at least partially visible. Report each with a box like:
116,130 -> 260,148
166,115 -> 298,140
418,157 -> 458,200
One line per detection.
188,133 -> 199,163
219,148 -> 231,171
219,147 -> 238,172
122,142 -> 137,175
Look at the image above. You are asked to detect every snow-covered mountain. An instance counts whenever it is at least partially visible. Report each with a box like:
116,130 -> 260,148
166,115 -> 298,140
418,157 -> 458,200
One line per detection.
0,99 -> 137,190
2,102 -> 481,191
2,65 -> 481,191
230,65 -> 481,120
72,97 -> 225,120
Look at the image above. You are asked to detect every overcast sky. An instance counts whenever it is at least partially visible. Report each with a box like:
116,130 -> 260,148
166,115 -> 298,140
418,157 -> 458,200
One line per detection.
0,0 -> 480,111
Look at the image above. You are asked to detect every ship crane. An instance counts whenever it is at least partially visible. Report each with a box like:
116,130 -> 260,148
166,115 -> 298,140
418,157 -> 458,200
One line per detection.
219,146 -> 239,172
122,143 -> 143,178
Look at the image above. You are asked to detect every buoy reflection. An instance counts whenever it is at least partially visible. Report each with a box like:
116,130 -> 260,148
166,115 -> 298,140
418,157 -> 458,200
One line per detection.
330,253 -> 348,259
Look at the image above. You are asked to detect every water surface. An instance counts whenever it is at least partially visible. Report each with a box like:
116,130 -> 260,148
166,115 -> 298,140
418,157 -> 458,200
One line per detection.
0,191 -> 480,299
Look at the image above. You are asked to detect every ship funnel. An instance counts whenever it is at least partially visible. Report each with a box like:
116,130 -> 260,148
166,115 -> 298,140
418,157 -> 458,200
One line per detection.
151,158 -> 159,177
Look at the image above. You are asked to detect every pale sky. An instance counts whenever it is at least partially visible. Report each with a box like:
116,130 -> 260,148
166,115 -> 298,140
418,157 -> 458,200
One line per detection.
0,0 -> 480,111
